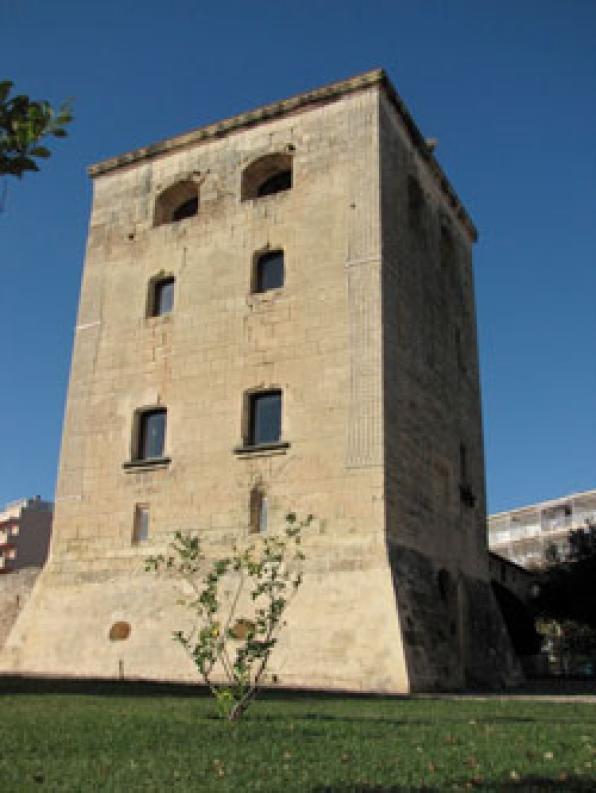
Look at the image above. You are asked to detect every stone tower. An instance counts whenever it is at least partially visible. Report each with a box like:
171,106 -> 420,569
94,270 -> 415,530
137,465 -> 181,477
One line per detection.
1,70 -> 519,691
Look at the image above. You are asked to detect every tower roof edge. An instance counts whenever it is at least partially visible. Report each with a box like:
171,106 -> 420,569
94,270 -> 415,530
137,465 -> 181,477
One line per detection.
87,68 -> 477,241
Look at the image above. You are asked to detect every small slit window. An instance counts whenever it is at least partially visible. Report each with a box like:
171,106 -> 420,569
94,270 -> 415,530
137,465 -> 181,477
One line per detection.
241,153 -> 293,201
254,251 -> 284,293
247,391 -> 282,446
249,487 -> 268,534
136,408 -> 167,461
437,569 -> 451,602
459,443 -> 468,483
133,504 -> 150,544
154,180 -> 199,226
149,276 -> 175,317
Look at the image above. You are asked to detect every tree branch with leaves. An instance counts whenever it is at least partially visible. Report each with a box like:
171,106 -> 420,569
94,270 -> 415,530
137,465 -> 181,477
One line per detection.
0,81 -> 72,181
146,512 -> 311,721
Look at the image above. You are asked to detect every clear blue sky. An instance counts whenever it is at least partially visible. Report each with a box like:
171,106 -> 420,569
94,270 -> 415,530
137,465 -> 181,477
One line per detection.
1,0 -> 594,513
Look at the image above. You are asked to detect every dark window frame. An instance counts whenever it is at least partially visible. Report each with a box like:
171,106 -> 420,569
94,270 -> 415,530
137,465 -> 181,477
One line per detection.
248,390 -> 282,447
136,408 -> 167,462
253,250 -> 284,294
148,275 -> 175,317
249,486 -> 268,534
132,503 -> 150,544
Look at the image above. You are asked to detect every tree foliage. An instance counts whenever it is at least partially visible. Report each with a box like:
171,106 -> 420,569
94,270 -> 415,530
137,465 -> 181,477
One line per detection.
146,513 -> 310,721
535,521 -> 596,630
568,521 -> 596,561
0,81 -> 72,179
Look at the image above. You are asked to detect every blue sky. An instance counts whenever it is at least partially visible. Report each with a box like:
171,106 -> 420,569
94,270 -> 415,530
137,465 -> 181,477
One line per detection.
1,0 -> 594,513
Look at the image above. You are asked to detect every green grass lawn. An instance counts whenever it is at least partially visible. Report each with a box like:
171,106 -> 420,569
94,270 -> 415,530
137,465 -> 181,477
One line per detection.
1,686 -> 595,791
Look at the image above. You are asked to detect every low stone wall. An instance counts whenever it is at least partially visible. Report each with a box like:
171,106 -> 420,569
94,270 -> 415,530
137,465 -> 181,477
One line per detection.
0,568 -> 41,649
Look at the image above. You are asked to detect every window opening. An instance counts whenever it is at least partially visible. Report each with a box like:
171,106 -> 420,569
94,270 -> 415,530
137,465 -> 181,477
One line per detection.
241,153 -> 293,201
137,409 -> 167,460
172,196 -> 198,222
458,442 -> 476,507
154,181 -> 199,226
248,391 -> 281,446
249,487 -> 268,534
438,569 -> 451,602
254,251 -> 284,293
257,170 -> 292,197
133,504 -> 149,543
150,276 -> 175,317
459,443 -> 468,483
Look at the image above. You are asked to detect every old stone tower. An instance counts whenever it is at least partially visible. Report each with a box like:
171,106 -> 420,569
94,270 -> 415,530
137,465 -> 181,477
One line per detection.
2,70 -> 518,691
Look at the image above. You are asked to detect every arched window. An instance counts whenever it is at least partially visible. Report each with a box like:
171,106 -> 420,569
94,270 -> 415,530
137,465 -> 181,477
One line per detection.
241,153 -> 293,201
253,250 -> 284,293
154,180 -> 199,226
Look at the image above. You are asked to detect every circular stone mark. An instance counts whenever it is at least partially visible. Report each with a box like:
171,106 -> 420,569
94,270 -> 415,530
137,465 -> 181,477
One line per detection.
109,621 -> 131,641
229,619 -> 255,640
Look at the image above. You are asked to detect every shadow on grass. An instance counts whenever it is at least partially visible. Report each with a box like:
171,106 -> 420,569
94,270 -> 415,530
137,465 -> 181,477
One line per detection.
312,776 -> 595,792
0,675 -> 209,699
1,674 -> 594,708
0,675 -> 405,702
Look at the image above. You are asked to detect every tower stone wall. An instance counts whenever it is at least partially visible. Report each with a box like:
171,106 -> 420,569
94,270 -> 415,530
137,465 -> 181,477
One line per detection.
1,71 -> 520,691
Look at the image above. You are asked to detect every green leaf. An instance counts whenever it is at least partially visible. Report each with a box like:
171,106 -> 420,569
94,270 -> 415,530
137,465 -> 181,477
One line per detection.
30,146 -> 51,158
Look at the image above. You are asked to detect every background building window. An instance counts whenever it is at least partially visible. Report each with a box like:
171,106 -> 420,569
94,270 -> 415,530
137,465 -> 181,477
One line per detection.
133,504 -> 150,543
149,276 -> 175,317
254,251 -> 284,293
137,409 -> 167,460
248,391 -> 281,446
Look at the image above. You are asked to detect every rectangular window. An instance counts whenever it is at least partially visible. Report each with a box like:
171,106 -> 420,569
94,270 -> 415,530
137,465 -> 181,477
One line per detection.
151,277 -> 175,317
133,504 -> 149,544
138,409 -> 167,460
254,251 -> 284,293
248,391 -> 281,446
249,488 -> 268,534
459,443 -> 468,483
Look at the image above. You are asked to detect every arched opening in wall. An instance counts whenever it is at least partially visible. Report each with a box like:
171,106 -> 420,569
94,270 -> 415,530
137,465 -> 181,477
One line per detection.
249,486 -> 268,534
241,154 -> 292,201
154,181 -> 199,226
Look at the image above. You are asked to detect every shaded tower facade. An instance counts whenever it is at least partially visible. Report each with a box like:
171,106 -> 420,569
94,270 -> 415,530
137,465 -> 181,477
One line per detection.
2,71 -> 519,691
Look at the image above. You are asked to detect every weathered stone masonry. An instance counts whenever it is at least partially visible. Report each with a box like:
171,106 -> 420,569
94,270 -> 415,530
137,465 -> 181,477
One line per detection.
1,70 -> 519,691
